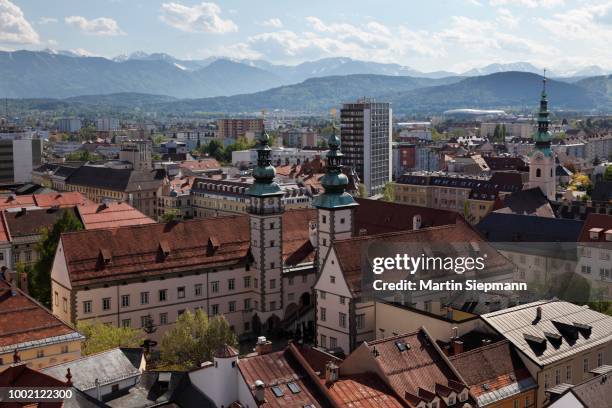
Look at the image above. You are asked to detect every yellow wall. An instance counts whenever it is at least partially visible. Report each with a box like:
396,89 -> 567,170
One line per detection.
0,339 -> 81,371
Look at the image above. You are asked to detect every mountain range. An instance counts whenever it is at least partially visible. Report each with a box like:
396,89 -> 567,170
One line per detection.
2,50 -> 611,100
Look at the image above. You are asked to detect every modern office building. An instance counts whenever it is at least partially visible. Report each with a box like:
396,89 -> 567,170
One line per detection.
0,135 -> 43,184
340,99 -> 392,196
216,118 -> 264,140
57,118 -> 82,133
96,117 -> 120,132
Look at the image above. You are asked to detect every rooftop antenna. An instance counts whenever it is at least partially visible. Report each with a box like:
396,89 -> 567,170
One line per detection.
543,68 -> 547,92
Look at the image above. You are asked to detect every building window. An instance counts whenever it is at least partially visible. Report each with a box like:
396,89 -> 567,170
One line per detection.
288,292 -> 294,301
566,365 -> 572,382
159,289 -> 167,302
244,298 -> 251,310
270,279 -> 276,289
320,335 -> 327,348
288,277 -> 294,285
177,286 -> 185,299
36,350 -> 44,358
270,262 -> 275,269
141,291 -> 149,305
320,291 -> 326,300
122,319 -> 131,328
330,276 -> 336,284
356,314 -> 365,330
141,315 -> 150,328
229,301 -> 236,312
83,301 -> 92,314
160,313 -> 168,325
62,298 -> 68,313
302,275 -> 307,283
102,297 -> 111,311
320,307 -> 326,321
270,240 -> 275,247
340,296 -> 345,305
513,400 -> 519,408
270,301 -> 276,310
211,304 -> 219,315
228,278 -> 235,291
330,337 -> 337,348
322,215 -> 327,224
54,291 -> 59,306
244,276 -> 251,288
555,368 -> 561,385
339,313 -> 347,328
195,284 -> 202,296
598,351 -> 604,367
544,372 -> 549,389
211,281 -> 219,293
121,294 -> 130,308
584,357 -> 589,373
61,345 -> 69,354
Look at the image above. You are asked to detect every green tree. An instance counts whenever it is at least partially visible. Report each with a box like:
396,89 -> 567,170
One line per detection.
161,209 -> 180,223
604,165 -> 612,182
78,321 -> 145,355
382,182 -> 395,202
29,210 -> 83,306
203,139 -> 225,162
493,124 -> 501,142
431,128 -> 444,141
153,134 -> 165,145
358,183 -> 368,198
65,150 -> 99,162
160,309 -> 236,369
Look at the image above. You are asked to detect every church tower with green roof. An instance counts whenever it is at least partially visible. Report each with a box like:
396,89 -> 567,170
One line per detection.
248,129 -> 284,326
313,125 -> 359,271
529,73 -> 556,201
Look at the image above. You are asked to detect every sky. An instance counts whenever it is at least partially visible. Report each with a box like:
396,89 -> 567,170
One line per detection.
1,0 -> 612,73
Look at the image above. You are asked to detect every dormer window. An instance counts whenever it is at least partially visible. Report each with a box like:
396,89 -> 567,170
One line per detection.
590,228 -> 603,240
605,230 -> 612,242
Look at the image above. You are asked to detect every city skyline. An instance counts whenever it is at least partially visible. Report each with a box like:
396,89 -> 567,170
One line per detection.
1,0 -> 612,74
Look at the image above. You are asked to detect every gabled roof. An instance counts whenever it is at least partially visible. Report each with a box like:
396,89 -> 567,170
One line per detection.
449,340 -> 537,406
482,300 -> 612,367
0,280 -> 84,352
327,374 -> 406,408
494,187 -> 555,217
66,165 -> 133,191
76,202 -> 155,230
557,369 -> 612,408
60,209 -> 315,287
476,212 -> 583,243
43,348 -> 141,391
4,207 -> 79,237
363,328 -> 469,406
578,213 -> 612,243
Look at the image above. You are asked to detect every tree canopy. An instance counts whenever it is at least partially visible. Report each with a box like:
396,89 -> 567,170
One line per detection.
159,309 -> 237,370
78,321 -> 145,355
29,210 -> 83,307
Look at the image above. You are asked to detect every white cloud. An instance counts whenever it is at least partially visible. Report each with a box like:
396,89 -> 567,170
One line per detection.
0,0 -> 39,44
489,0 -> 564,8
160,2 -> 237,33
466,0 -> 482,5
496,8 -> 519,28
261,18 -> 283,28
65,16 -> 125,36
38,17 -> 58,25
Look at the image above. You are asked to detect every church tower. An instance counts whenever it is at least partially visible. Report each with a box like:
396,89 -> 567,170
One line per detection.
529,73 -> 556,201
248,129 -> 284,326
313,126 -> 359,271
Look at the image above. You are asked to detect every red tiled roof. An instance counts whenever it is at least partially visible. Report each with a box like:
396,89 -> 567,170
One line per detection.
0,280 -> 81,349
76,202 -> 155,230
180,159 -> 221,171
237,347 -> 328,408
365,329 -> 468,406
578,213 -> 612,243
0,192 -> 86,211
332,218 -> 510,295
4,207 -> 79,237
354,198 -> 458,235
61,209 -> 315,286
0,364 -> 66,387
449,340 -> 535,397
327,374 -> 406,408
0,195 -> 35,211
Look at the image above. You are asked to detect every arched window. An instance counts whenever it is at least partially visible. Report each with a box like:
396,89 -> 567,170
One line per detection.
536,168 -> 541,178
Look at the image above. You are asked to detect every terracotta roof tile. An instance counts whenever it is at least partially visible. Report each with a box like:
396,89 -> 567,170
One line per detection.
578,213 -> 612,243
327,374 -> 406,408
76,202 -> 155,230
180,159 -> 221,171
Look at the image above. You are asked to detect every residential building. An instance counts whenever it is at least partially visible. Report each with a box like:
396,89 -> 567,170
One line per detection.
481,121 -> 535,140
217,118 -> 264,140
57,118 -> 82,133
449,340 -> 538,407
576,213 -> 612,298
119,140 -> 153,171
156,175 -> 195,220
340,99 -> 392,196
481,300 -> 612,407
76,201 -> 155,230
397,121 -> 432,141
0,279 -> 84,371
0,135 -> 43,184
547,366 -> 612,408
43,348 -> 145,400
178,158 -> 221,177
96,118 -> 120,132
232,147 -> 325,167
392,142 -> 416,179
280,128 -> 318,148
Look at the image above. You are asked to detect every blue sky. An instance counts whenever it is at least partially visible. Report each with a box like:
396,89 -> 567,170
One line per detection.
1,0 -> 612,73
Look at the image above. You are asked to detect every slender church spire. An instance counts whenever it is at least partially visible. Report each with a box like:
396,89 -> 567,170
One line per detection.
248,129 -> 282,197
533,69 -> 552,156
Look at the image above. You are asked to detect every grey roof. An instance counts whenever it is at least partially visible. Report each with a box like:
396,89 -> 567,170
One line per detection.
494,187 -> 555,218
43,348 -> 141,391
551,368 -> 612,408
476,377 -> 537,406
482,300 -> 612,367
66,166 -> 164,192
592,181 -> 612,203
476,212 -> 583,243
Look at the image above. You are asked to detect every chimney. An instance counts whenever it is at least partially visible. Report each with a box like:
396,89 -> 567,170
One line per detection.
222,172 -> 228,180
325,361 -> 339,384
255,336 -> 273,355
536,306 -> 542,321
452,340 -> 464,355
254,380 -> 265,402
65,368 -> 73,386
451,326 -> 458,339
95,378 -> 101,400
19,207 -> 26,216
13,349 -> 20,363
413,214 -> 422,230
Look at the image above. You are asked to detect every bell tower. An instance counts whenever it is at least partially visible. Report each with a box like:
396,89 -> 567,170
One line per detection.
313,124 -> 359,271
248,129 -> 284,324
529,71 -> 556,201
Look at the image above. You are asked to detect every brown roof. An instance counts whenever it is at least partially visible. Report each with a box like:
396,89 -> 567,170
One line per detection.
76,202 -> 155,230
354,198 -> 458,235
327,374 -> 406,408
578,213 -> 612,243
180,159 -> 221,171
0,195 -> 35,211
237,346 -> 328,408
61,209 -> 315,286
332,218 -> 512,295
0,363 -> 67,387
32,192 -> 87,209
365,328 -> 468,405
0,280 -> 82,350
449,340 -> 535,397
4,207 -> 79,237
482,157 -> 528,172
494,187 -> 554,217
